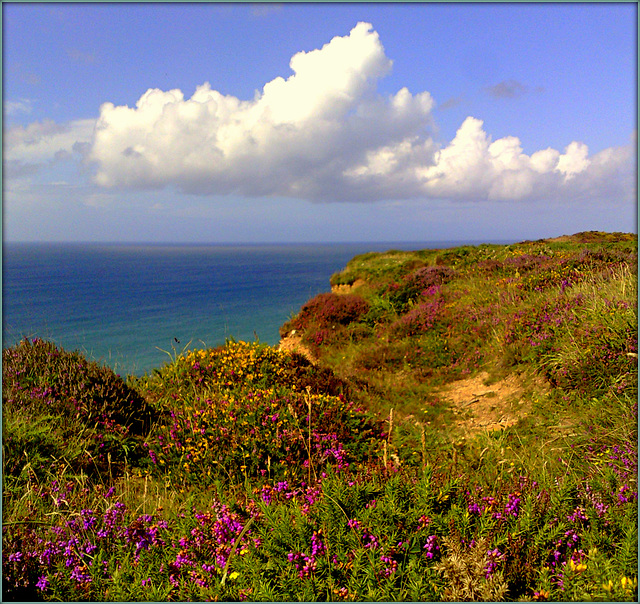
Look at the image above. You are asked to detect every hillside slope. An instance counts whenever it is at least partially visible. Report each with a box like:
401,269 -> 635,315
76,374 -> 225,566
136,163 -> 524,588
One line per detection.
2,231 -> 637,602
280,231 -> 637,455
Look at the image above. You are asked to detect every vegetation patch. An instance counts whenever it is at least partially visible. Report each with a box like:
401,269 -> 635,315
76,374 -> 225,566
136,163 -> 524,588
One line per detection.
2,232 -> 637,601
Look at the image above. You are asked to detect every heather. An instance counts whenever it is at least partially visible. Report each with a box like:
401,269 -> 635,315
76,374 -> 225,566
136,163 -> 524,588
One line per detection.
2,231 -> 637,601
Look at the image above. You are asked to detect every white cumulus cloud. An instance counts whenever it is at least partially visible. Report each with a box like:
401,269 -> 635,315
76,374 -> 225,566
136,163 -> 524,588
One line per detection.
7,22 -> 636,207
556,141 -> 591,180
412,117 -> 633,203
4,98 -> 33,116
89,22 -> 417,199
87,22 -> 440,201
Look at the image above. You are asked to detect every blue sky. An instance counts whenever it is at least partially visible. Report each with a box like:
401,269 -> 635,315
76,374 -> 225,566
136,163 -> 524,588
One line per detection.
3,2 -> 637,243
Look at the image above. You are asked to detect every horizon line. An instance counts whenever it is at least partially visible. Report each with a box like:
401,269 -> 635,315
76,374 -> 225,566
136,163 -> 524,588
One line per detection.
6,232 -> 635,247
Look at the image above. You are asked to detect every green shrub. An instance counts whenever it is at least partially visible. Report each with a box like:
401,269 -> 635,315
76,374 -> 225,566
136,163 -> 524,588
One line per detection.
144,388 -> 385,487
143,340 -> 353,399
387,266 -> 456,311
3,338 -> 155,436
2,338 -> 156,480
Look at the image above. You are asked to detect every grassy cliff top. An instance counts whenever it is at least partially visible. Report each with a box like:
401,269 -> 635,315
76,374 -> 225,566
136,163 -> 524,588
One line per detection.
282,231 -> 636,435
2,231 -> 637,602
329,231 -> 636,287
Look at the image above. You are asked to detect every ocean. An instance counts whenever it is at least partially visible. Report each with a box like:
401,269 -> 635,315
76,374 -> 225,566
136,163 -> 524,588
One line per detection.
3,241 -> 495,376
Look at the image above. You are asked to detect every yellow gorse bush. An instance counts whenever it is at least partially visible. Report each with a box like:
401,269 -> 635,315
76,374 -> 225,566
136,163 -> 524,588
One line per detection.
146,386 -> 383,487
143,341 -> 384,487
178,340 -> 294,389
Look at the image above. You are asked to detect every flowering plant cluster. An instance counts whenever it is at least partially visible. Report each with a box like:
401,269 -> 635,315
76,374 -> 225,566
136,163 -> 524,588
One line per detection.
178,340 -> 294,389
385,265 -> 456,311
282,292 -> 370,334
141,354 -> 384,486
3,337 -> 154,435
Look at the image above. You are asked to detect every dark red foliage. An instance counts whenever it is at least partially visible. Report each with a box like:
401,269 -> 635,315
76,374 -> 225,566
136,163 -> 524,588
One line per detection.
390,297 -> 446,337
387,266 -> 456,310
282,293 -> 370,333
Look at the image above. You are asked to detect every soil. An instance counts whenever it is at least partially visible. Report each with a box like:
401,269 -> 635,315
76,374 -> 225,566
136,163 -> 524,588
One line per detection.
435,370 -> 536,437
278,333 -> 318,364
331,279 -> 367,295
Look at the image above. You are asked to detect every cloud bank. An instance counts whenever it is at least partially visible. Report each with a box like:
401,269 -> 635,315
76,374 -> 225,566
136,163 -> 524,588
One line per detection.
7,22 -> 636,205
4,118 -> 95,183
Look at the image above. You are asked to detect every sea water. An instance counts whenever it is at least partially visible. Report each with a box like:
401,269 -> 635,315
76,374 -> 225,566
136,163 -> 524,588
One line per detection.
3,241 -> 491,376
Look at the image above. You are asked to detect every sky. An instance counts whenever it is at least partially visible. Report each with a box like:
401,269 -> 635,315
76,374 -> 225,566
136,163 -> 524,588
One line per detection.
3,2 -> 637,243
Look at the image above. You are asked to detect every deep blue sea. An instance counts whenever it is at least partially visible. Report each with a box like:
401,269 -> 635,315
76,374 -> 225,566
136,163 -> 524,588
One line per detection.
3,241 -> 498,376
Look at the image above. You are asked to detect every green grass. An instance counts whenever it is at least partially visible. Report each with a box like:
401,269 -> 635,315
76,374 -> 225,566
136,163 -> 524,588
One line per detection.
2,231 -> 637,601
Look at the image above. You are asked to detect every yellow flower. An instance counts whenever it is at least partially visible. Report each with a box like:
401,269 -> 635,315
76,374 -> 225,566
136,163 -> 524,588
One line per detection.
620,576 -> 636,589
533,588 -> 550,601
569,559 -> 586,572
229,571 -> 239,580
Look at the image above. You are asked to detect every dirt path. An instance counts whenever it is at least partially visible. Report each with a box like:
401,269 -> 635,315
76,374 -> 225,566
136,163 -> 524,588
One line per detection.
435,370 -> 534,436
279,331 -> 540,439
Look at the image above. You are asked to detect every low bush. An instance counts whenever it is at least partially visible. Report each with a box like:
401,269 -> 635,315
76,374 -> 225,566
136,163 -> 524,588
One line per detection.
3,338 -> 156,481
386,266 -> 456,311
143,388 -> 384,487
281,293 -> 369,335
390,296 -> 446,337
3,338 -> 154,436
143,340 -> 352,399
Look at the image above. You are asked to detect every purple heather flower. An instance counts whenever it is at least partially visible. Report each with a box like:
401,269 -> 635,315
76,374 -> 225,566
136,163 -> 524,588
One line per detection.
85,541 -> 98,555
505,493 -> 521,517
468,501 -> 483,515
379,553 -> 398,578
275,481 -> 289,493
362,531 -> 379,549
81,508 -> 97,529
423,535 -> 439,559
70,565 -> 92,584
485,548 -> 503,578
567,506 -> 588,523
311,531 -> 326,557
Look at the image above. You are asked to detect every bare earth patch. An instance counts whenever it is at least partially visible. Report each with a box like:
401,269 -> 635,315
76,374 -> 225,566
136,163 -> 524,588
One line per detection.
278,333 -> 318,364
436,371 -> 534,436
331,278 -> 367,295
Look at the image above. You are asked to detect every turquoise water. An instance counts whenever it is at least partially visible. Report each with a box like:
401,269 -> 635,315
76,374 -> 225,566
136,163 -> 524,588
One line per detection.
3,241 -> 494,376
